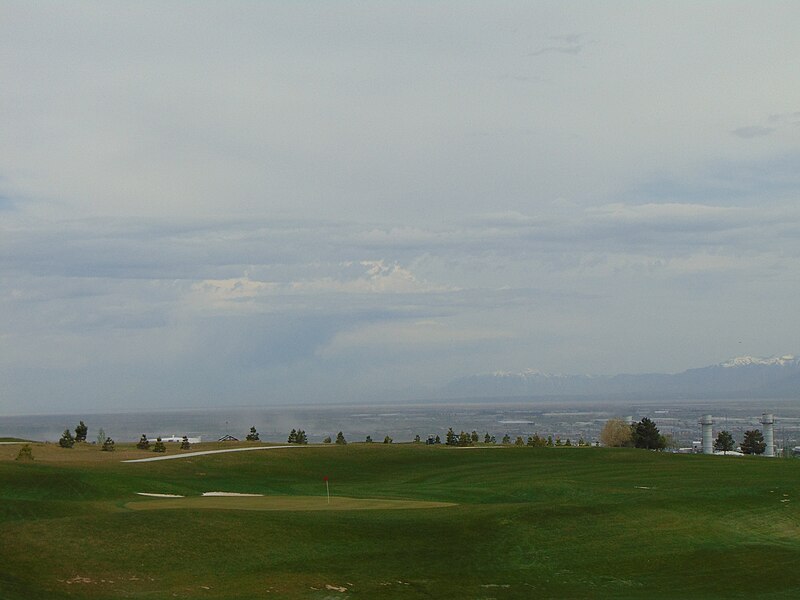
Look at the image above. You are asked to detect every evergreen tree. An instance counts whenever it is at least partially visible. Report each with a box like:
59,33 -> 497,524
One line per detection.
565,439 -> 572,446
323,436 -> 332,444
484,432 -> 492,444
632,417 -> 666,450
296,429 -> 308,444
59,429 -> 75,448
414,434 -> 421,443
546,436 -> 553,447
74,421 -> 88,443
102,437 -> 115,451
502,434 -> 511,445
578,437 -> 586,446
434,435 -> 441,444
180,435 -> 191,450
288,429 -> 297,444
471,430 -> 479,444
555,437 -> 563,446
383,435 -> 392,444
714,430 -> 735,453
515,436 -> 524,446
136,434 -> 150,450
741,429 -> 766,455
458,431 -> 471,446
335,431 -> 347,445
446,428 -> 457,446
153,437 -> 166,453
246,426 -> 260,441
365,435 -> 373,443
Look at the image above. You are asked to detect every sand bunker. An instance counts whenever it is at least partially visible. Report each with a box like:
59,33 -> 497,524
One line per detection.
136,492 -> 185,498
125,495 -> 455,512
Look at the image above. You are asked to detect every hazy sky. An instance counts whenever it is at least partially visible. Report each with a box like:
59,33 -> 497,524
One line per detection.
3,1 -> 800,414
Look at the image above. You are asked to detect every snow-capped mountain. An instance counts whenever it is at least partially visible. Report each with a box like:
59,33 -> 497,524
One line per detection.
444,355 -> 800,399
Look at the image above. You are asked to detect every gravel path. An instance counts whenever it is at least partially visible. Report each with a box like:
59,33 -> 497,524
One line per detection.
122,445 -> 308,463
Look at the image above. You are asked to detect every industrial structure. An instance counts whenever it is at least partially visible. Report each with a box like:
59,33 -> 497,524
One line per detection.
760,413 -> 775,457
699,414 -> 714,454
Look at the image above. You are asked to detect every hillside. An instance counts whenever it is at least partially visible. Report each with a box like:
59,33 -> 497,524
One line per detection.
0,441 -> 798,598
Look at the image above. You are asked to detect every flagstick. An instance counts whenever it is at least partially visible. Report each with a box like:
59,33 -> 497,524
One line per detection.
326,478 -> 330,505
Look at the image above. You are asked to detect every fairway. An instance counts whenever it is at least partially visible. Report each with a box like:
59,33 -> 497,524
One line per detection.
126,495 -> 456,511
1,442 -> 799,599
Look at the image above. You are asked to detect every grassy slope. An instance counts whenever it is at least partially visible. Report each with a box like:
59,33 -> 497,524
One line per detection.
0,443 -> 798,599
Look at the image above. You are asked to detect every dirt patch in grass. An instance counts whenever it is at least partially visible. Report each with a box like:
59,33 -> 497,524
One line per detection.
125,495 -> 456,512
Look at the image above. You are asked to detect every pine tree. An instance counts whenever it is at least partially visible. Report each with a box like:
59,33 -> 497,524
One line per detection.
59,429 -> 75,448
365,435 -> 373,443
383,435 -> 392,444
296,430 -> 308,444
714,430 -> 735,453
515,436 -> 524,446
741,429 -> 766,455
153,437 -> 166,453
136,434 -> 150,450
632,417 -> 666,450
335,431 -> 347,445
502,434 -> 511,445
246,426 -> 260,441
323,436 -> 332,444
434,435 -> 441,444
459,431 -> 472,446
446,428 -> 457,446
180,435 -> 191,450
471,430 -> 479,444
102,437 -> 115,451
288,429 -> 297,444
74,421 -> 88,443
484,432 -> 492,444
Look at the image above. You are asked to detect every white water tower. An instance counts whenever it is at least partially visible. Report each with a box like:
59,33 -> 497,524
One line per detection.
760,413 -> 775,457
699,414 -> 714,454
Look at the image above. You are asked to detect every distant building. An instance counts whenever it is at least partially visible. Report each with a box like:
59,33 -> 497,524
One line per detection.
148,435 -> 201,444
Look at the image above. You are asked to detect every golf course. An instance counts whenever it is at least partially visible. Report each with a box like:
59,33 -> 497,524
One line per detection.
1,441 -> 798,599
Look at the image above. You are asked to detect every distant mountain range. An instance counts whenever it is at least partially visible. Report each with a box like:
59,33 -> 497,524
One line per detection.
444,355 -> 800,400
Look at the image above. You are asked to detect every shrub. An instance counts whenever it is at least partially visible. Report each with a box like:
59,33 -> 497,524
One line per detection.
335,431 -> 347,445
101,437 -> 115,452
136,435 -> 150,450
15,444 -> 33,461
153,437 -> 166,453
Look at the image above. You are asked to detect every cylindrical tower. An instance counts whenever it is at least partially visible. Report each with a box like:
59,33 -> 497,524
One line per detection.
760,413 -> 775,457
699,414 -> 714,454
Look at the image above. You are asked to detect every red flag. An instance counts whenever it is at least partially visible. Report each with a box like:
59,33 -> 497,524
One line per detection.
323,476 -> 328,481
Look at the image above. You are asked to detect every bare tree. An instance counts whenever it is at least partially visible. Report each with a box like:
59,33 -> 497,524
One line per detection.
600,418 -> 633,447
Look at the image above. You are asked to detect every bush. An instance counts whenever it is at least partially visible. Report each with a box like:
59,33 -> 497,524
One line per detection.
180,436 -> 191,450
153,437 -> 166,453
101,437 -> 115,452
136,434 -> 150,450
383,435 -> 392,444
15,444 -> 33,461
323,436 -> 332,444
335,431 -> 347,445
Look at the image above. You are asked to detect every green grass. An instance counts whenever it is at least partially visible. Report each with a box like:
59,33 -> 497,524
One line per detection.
0,444 -> 798,598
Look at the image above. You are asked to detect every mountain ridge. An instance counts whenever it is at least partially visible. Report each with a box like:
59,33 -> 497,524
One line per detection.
445,355 -> 800,399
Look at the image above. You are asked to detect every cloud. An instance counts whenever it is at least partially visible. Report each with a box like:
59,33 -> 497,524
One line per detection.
732,125 -> 775,139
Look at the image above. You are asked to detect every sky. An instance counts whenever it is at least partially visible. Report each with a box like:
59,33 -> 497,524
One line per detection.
2,1 -> 800,414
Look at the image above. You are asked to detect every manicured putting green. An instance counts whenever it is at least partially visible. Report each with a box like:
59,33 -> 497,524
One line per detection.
125,495 -> 456,512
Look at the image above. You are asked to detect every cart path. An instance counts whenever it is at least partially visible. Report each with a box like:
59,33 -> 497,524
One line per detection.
122,445 -> 311,463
